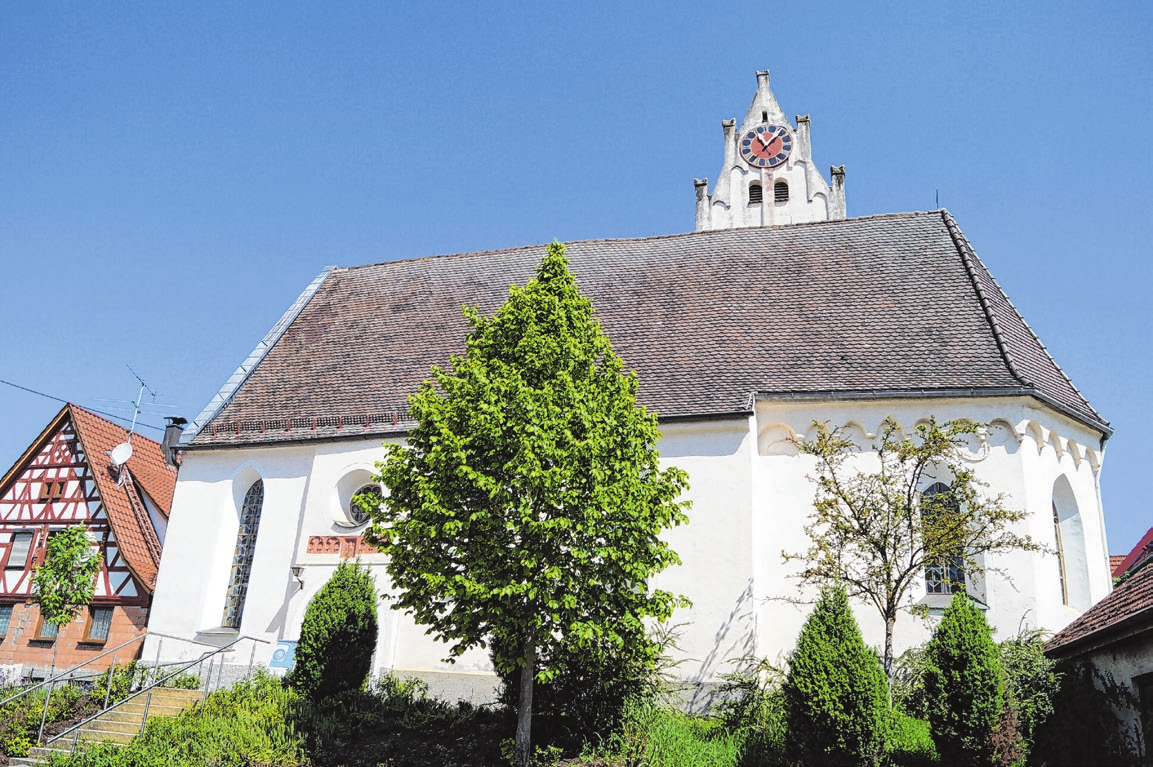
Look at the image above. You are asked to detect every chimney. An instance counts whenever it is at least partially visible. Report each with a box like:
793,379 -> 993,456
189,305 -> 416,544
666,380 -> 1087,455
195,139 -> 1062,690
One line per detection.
162,417 -> 188,468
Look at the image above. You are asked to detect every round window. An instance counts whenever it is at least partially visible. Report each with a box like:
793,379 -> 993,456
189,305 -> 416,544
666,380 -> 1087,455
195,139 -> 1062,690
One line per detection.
348,485 -> 382,526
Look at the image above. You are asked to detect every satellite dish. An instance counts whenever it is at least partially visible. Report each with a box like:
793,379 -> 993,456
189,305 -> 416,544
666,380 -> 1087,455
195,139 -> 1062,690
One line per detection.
109,443 -> 133,467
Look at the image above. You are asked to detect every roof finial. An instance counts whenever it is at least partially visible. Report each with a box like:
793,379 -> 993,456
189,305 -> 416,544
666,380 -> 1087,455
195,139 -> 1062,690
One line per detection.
756,70 -> 771,92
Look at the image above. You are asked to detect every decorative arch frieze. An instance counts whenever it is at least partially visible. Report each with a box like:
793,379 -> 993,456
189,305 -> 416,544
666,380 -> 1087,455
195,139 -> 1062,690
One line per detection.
757,422 -> 798,456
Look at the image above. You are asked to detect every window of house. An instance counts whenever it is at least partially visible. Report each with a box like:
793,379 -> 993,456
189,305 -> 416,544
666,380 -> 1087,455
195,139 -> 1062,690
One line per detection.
774,180 -> 789,202
0,605 -> 13,637
38,481 -> 65,503
83,606 -> 113,644
923,482 -> 965,595
223,479 -> 264,629
349,485 -> 381,527
35,615 -> 59,641
748,183 -> 763,204
6,532 -> 33,570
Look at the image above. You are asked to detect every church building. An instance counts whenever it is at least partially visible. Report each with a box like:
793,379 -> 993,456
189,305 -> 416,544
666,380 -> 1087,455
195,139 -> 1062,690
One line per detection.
146,72 -> 1113,698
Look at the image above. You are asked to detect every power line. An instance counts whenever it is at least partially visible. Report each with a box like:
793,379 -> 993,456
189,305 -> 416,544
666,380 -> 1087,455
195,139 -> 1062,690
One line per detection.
0,378 -> 164,432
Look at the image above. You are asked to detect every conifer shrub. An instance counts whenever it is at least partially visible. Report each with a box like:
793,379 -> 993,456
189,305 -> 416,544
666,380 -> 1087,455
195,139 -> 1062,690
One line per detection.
922,591 -> 1003,765
285,560 -> 378,701
782,585 -> 887,766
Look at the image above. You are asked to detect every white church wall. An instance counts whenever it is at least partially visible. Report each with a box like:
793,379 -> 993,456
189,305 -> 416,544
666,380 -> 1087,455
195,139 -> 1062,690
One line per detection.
655,418 -> 757,689
148,394 -> 1108,700
750,396 -> 1110,661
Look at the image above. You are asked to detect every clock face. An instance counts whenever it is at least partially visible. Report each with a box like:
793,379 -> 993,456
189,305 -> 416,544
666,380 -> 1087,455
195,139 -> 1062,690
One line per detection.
740,125 -> 793,169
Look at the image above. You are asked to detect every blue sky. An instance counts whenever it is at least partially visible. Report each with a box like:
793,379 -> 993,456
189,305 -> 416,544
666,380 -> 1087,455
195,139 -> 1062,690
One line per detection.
1,2 -> 1149,550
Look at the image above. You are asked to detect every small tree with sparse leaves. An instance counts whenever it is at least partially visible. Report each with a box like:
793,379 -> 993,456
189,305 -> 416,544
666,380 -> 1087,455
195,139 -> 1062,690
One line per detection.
787,416 -> 1041,679
30,524 -> 102,673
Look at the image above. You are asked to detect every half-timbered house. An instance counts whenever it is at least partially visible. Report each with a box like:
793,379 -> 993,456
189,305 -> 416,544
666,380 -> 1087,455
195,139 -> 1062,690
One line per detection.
0,404 -> 176,674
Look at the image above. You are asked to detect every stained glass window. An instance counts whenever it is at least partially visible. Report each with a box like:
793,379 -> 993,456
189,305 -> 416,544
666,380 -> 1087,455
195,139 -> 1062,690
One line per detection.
1053,502 -> 1069,605
923,482 -> 966,595
223,479 -> 264,629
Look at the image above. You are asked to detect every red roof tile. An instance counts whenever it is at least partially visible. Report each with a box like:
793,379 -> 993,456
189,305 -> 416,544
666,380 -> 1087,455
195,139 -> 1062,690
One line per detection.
186,211 -> 1105,447
1110,528 -> 1153,579
1049,559 -> 1153,657
68,406 -> 176,590
1111,555 -> 1128,576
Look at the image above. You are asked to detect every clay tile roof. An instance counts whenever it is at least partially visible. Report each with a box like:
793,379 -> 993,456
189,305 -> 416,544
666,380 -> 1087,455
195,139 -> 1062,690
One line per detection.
68,405 -> 177,591
186,210 -> 1106,447
1110,528 -> 1153,579
1048,558 -> 1153,657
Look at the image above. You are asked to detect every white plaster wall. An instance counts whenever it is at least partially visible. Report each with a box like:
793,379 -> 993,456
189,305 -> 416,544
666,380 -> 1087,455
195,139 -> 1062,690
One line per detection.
148,394 -> 1109,695
1076,634 -> 1153,752
654,419 -> 756,688
750,396 -> 1110,662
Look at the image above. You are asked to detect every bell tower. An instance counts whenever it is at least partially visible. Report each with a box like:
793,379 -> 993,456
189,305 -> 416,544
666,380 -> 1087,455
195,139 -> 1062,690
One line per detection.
695,70 -> 845,231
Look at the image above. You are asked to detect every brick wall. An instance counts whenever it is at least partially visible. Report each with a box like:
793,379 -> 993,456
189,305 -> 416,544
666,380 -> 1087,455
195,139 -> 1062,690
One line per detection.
0,603 -> 148,677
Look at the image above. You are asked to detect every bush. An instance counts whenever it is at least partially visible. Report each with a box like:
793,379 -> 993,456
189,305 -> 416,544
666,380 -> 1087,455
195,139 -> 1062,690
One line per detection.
997,628 -> 1058,754
922,592 -> 1003,766
45,672 -> 308,767
493,626 -> 661,755
781,586 -> 887,767
591,700 -> 745,767
1030,660 -> 1140,766
285,560 -> 378,701
884,710 -> 937,767
713,658 -> 787,766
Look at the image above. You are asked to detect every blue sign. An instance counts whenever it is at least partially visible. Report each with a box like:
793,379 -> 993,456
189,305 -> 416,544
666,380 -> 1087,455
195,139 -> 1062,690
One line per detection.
269,640 -> 297,670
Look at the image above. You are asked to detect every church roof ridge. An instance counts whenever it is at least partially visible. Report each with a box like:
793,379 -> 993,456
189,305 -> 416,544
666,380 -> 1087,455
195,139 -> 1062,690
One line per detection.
941,210 -> 1107,432
341,211 -> 947,273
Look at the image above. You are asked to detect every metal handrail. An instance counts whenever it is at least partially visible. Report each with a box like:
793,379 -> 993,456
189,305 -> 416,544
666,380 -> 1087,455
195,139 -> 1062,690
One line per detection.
0,633 -> 144,710
46,634 -> 267,750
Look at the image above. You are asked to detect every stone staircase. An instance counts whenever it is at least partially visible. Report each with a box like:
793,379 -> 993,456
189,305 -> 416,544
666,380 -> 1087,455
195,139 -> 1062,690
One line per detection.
13,687 -> 203,766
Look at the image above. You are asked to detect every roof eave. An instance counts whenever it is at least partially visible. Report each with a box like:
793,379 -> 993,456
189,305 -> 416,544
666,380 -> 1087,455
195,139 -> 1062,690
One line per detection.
756,386 -> 1111,438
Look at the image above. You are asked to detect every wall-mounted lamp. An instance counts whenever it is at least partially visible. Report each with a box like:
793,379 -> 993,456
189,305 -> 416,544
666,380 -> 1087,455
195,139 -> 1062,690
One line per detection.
290,566 -> 304,590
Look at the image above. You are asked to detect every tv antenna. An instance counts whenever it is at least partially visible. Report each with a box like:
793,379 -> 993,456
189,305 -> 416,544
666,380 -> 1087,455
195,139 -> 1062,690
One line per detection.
108,366 -> 168,475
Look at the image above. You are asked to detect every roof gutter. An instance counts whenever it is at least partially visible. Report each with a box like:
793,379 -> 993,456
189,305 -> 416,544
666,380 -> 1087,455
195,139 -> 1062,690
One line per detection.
754,387 -> 1112,440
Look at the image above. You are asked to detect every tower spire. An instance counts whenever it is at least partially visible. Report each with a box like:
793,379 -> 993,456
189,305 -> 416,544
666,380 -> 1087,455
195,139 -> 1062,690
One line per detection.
695,71 -> 845,231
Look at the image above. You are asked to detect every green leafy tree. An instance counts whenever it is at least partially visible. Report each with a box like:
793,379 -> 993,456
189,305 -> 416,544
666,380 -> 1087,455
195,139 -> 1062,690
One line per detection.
787,416 -> 1040,678
923,592 -> 1004,765
30,524 -> 102,674
366,242 -> 690,767
782,585 -> 888,767
285,560 -> 378,701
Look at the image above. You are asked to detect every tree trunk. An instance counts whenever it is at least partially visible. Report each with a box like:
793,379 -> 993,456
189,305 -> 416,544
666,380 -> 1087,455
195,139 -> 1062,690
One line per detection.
883,613 -> 895,683
515,633 -> 536,767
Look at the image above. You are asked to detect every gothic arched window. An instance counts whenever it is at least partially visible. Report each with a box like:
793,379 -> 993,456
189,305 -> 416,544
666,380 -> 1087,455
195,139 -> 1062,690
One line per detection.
748,182 -> 763,205
923,482 -> 965,595
774,180 -> 789,202
1052,502 -> 1068,605
223,479 -> 264,628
